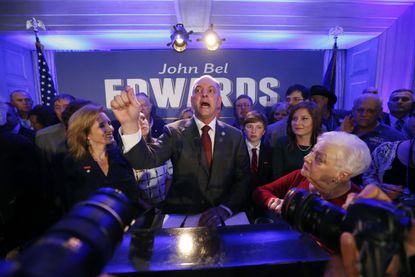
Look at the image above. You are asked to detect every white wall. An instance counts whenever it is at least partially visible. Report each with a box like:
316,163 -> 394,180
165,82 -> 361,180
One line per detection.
344,38 -> 379,110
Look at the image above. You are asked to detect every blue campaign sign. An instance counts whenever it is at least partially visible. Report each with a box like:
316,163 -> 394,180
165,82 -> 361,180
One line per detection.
55,49 -> 324,123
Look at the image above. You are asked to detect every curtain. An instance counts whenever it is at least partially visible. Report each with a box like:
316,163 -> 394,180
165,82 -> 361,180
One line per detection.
376,4 -> 415,102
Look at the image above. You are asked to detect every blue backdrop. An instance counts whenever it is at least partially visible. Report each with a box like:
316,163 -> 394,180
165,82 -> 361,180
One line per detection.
55,49 -> 324,123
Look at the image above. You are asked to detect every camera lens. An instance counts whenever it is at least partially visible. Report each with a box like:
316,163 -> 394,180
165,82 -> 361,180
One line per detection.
7,188 -> 138,277
281,188 -> 414,276
281,188 -> 346,249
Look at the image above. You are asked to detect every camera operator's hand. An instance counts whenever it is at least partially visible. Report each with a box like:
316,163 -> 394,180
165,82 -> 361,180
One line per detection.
327,224 -> 415,277
378,183 -> 404,200
198,206 -> 230,227
334,185 -> 415,276
342,184 -> 392,209
324,232 -> 360,277
385,218 -> 415,275
267,197 -> 283,214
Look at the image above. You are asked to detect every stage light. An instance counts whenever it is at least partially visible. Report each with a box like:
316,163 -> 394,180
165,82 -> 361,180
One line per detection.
198,24 -> 225,51
167,23 -> 193,53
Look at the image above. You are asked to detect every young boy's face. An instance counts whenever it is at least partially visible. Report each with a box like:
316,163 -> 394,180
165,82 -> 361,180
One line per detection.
244,121 -> 265,145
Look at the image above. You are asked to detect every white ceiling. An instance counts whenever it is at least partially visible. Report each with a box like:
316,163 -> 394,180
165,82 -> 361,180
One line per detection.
0,0 -> 414,51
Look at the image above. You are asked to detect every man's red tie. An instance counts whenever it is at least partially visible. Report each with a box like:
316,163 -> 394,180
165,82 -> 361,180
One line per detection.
201,125 -> 212,168
252,148 -> 258,173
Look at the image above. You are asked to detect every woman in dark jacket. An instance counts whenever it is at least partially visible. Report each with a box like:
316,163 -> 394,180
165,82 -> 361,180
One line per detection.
63,104 -> 137,208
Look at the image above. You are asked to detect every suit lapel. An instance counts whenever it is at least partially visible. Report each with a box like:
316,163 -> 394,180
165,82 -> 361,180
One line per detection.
211,120 -> 227,177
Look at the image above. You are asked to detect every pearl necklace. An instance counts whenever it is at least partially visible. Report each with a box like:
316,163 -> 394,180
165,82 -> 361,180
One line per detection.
297,144 -> 311,152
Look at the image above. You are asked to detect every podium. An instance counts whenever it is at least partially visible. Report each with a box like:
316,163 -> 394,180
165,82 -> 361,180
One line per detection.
104,222 -> 330,276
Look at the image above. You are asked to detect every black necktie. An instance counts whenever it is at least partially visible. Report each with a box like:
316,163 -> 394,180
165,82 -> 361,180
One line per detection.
252,148 -> 258,173
201,125 -> 212,168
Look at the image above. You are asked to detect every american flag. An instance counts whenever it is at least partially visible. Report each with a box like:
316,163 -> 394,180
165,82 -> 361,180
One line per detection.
36,38 -> 56,106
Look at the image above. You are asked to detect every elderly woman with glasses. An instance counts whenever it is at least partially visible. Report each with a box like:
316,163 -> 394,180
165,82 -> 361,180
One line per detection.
253,131 -> 371,214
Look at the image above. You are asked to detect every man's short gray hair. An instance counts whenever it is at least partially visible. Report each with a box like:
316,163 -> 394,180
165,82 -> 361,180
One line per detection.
353,94 -> 383,111
317,131 -> 371,177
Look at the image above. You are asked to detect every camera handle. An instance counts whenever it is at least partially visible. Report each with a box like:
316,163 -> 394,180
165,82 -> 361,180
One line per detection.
357,235 -> 412,277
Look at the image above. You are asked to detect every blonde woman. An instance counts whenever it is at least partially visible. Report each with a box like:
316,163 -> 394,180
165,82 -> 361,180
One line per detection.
63,104 -> 137,207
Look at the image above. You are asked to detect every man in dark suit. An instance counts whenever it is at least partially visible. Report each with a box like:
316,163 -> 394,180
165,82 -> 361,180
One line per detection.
0,102 -> 34,142
385,89 -> 413,132
0,102 -> 46,256
9,90 -> 33,129
111,75 -> 250,227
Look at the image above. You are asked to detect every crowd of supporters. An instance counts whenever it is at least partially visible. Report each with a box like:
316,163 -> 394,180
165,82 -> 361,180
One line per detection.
1,80 -> 414,276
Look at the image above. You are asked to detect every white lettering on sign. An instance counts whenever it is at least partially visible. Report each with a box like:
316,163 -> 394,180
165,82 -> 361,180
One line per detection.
105,77 -> 280,109
150,78 -> 187,108
204,63 -> 229,74
157,63 -> 229,75
104,79 -> 123,109
158,63 -> 199,75
259,77 -> 280,106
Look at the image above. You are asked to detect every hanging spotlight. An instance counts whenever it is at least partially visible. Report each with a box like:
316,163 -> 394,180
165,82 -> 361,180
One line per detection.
198,24 -> 225,51
167,23 -> 193,53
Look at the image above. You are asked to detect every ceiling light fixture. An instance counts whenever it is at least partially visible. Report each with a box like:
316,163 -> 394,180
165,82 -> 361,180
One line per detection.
198,24 -> 225,51
167,23 -> 193,53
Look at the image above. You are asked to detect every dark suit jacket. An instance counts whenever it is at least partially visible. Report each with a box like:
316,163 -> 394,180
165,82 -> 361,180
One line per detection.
248,142 -> 273,221
125,118 -> 251,214
18,125 -> 35,143
63,146 -> 138,209
0,131 -> 45,255
251,143 -> 273,188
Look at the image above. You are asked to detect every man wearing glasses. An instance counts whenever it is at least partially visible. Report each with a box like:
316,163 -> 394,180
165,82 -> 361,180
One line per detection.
231,95 -> 253,130
341,94 -> 406,152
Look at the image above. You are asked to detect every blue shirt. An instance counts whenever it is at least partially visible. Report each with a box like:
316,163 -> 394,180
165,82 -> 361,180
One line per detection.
358,123 -> 407,152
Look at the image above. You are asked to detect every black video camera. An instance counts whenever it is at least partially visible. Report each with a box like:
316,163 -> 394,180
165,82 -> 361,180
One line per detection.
0,188 -> 139,277
281,188 -> 413,277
